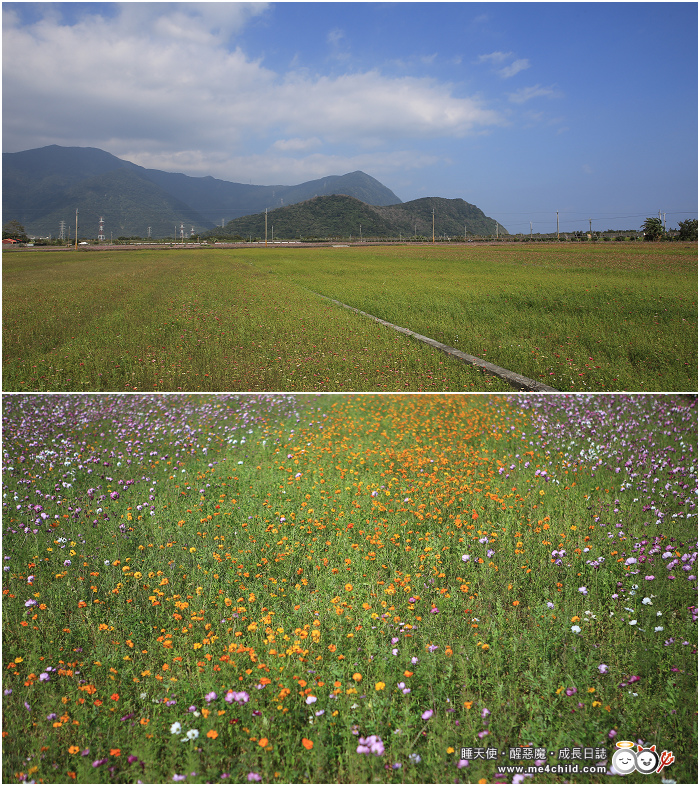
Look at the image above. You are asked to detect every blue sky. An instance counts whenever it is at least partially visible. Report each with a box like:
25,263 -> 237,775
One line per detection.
3,2 -> 697,233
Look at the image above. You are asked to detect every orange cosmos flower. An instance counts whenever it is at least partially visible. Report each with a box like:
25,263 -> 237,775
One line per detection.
301,738 -> 314,750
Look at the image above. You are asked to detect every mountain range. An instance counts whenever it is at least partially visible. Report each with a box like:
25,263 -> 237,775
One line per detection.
2,145 -> 507,239
208,194 -> 507,240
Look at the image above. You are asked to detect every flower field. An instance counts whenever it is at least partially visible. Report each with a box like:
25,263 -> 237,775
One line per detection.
2,393 -> 697,783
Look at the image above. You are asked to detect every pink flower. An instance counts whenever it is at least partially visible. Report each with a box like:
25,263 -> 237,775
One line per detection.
421,709 -> 433,720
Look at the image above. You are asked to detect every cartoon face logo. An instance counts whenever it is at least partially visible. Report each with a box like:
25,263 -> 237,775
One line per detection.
635,745 -> 660,775
612,742 -> 637,775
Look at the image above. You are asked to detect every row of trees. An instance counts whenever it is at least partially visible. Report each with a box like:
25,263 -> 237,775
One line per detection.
4,218 -> 698,244
642,217 -> 698,241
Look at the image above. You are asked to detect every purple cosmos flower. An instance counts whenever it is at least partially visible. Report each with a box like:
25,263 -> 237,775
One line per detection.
421,709 -> 433,720
204,691 -> 217,703
481,708 -> 491,718
247,774 -> 261,782
457,759 -> 470,768
225,690 -> 249,705
357,735 -> 385,756
598,664 -> 609,674
578,586 -> 588,595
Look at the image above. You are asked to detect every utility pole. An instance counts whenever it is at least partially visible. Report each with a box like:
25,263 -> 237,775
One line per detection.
360,224 -> 362,242
495,221 -> 498,239
432,207 -> 435,244
59,220 -> 66,241
589,218 -> 592,236
530,221 -> 533,241
663,212 -> 666,231
556,211 -> 559,241
75,208 -> 78,250
265,208 -> 268,246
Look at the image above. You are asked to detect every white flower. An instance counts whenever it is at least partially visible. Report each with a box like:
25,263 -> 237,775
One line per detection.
181,729 -> 199,741
657,611 -> 663,616
629,620 -> 637,626
571,625 -> 581,634
170,722 -> 182,734
655,626 -> 664,632
642,597 -> 652,605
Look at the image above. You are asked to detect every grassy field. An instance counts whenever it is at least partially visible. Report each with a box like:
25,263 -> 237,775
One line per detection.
2,244 -> 696,393
2,393 -> 697,784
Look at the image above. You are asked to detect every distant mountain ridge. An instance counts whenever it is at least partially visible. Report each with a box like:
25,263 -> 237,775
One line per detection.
2,145 -> 402,237
207,194 -> 508,240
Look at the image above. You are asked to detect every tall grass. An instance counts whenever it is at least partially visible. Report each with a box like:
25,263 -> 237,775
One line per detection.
1,251 -> 510,392
3,244 -> 696,392
254,243 -> 697,392
3,393 -> 696,783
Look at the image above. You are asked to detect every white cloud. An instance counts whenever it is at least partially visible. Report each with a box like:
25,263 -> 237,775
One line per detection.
2,3 -> 504,183
498,58 -> 530,79
272,138 -> 323,152
508,84 -> 562,104
327,27 -> 344,46
477,51 -> 514,64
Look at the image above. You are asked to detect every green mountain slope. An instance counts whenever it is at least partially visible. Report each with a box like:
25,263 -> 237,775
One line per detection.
206,195 -> 508,239
34,169 -> 212,239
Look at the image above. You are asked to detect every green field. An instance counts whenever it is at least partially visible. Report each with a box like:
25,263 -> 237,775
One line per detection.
2,393 -> 697,783
2,244 -> 696,392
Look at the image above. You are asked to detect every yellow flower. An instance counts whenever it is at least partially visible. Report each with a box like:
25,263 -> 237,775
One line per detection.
375,682 -> 385,691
